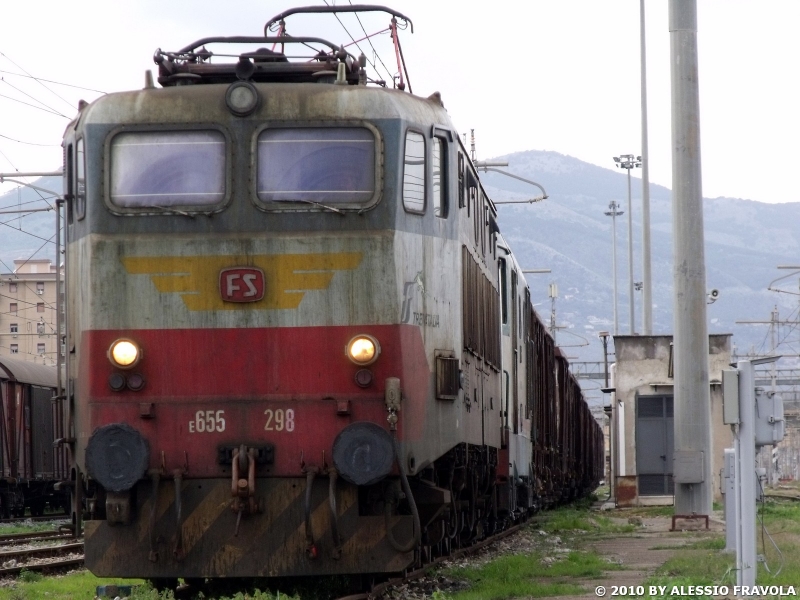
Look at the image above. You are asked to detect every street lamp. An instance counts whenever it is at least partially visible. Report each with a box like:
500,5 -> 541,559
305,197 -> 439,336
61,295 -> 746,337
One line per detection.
604,200 -> 624,335
613,154 -> 641,335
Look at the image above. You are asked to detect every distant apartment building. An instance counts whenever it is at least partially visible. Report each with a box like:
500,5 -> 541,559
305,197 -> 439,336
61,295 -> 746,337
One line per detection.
0,259 -> 60,365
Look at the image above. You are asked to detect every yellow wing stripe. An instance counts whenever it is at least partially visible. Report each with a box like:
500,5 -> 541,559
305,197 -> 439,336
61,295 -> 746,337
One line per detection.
121,253 -> 362,311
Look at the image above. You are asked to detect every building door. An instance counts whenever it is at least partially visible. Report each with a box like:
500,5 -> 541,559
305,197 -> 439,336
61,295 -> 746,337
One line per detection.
636,395 -> 674,496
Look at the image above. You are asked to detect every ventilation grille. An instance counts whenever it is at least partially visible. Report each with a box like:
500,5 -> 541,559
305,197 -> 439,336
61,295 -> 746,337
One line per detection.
638,397 -> 665,418
638,474 -> 675,496
436,356 -> 460,401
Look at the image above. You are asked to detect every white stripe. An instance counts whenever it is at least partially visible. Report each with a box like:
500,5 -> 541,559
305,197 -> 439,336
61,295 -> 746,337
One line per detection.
112,192 -> 224,198
258,190 -> 371,194
258,140 -> 372,144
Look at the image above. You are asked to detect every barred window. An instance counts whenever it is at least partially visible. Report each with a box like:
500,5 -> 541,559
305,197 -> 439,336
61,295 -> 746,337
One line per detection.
432,137 -> 447,218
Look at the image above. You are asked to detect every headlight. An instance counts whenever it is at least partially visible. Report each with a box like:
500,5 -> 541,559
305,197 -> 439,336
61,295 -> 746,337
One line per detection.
345,334 -> 380,366
108,339 -> 141,369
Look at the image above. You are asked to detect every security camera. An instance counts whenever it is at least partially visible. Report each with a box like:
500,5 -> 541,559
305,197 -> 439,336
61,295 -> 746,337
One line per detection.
707,289 -> 720,304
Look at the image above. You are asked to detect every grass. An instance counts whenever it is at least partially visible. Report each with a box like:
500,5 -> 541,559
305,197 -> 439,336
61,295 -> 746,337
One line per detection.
0,572 -> 305,600
0,520 -> 69,535
640,501 -> 800,597
539,505 -> 636,535
442,550 -> 617,600
0,571 -> 138,600
755,498 -> 800,587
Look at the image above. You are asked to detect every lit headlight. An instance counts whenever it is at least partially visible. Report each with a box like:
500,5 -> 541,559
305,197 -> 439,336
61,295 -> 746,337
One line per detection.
345,334 -> 380,366
108,339 -> 141,369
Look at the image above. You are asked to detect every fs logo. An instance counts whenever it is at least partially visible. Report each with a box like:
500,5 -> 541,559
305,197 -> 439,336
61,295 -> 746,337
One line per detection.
220,267 -> 265,303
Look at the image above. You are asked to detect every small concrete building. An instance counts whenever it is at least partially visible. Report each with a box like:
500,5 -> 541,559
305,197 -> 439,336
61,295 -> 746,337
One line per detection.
608,334 -> 733,507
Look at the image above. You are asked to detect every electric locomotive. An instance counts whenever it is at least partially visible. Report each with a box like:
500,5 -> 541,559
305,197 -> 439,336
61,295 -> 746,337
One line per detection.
60,5 -> 603,582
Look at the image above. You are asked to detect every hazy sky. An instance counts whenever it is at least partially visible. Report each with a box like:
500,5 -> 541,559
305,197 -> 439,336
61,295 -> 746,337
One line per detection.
1,1 -> 798,204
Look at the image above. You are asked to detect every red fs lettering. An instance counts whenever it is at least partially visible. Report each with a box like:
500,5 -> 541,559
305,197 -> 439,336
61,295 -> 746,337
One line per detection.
219,267 -> 266,303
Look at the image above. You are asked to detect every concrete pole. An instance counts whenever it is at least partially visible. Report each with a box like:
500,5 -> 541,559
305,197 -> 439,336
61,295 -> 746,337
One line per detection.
605,202 -> 623,335
612,209 -> 618,336
669,0 -> 712,515
626,170 -> 635,335
736,361 -> 757,587
640,0 -> 653,335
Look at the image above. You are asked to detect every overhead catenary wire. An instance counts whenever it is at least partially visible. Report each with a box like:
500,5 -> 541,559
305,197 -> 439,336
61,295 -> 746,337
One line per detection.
0,51 -> 75,111
1,78 -> 70,119
0,69 -> 106,94
0,133 -> 59,147
0,92 -> 70,119
0,292 -> 58,313
0,219 -> 57,244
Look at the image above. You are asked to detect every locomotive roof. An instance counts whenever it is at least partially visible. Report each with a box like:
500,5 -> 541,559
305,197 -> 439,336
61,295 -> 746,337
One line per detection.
154,5 -> 414,88
0,356 -> 56,388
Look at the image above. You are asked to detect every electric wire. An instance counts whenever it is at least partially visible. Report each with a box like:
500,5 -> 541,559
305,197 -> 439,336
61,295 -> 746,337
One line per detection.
0,69 -> 106,94
1,78 -> 69,119
0,147 -> 16,170
0,194 -> 58,210
0,292 -> 58,313
0,92 -> 69,118
0,133 -> 59,147
756,474 -> 784,576
0,51 -> 75,110
9,234 -> 56,274
0,217 -> 57,244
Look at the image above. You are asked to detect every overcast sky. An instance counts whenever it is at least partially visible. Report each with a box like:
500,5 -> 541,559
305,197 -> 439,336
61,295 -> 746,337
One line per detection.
1,0 -> 798,204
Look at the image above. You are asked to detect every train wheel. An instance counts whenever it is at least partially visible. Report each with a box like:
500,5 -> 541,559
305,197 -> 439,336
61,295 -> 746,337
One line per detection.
29,499 -> 45,518
149,578 -> 178,593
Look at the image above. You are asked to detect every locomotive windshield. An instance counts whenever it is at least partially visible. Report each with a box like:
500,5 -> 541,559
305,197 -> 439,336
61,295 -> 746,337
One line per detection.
256,127 -> 375,204
109,130 -> 226,208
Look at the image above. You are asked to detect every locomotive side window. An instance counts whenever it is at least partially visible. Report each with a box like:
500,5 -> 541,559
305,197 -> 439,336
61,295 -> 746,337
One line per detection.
457,152 -> 465,208
432,137 -> 447,218
402,131 -> 426,213
76,138 -> 86,220
110,131 -> 226,208
257,127 -> 375,204
65,144 -> 74,224
499,257 -> 508,326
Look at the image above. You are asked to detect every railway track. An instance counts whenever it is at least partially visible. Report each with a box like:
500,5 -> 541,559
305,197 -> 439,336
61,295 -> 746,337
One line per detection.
0,530 -> 75,545
0,537 -> 84,577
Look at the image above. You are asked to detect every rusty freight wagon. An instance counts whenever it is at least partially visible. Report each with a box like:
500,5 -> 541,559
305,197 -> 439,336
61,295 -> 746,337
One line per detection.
0,356 -> 68,517
58,5 -> 603,588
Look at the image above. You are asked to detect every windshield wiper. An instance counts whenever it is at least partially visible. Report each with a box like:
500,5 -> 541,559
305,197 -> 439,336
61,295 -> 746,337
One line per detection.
144,205 -> 203,218
287,199 -> 344,215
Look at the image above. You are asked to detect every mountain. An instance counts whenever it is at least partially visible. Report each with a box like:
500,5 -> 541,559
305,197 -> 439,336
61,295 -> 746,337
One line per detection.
0,176 -> 60,269
483,150 -> 800,403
